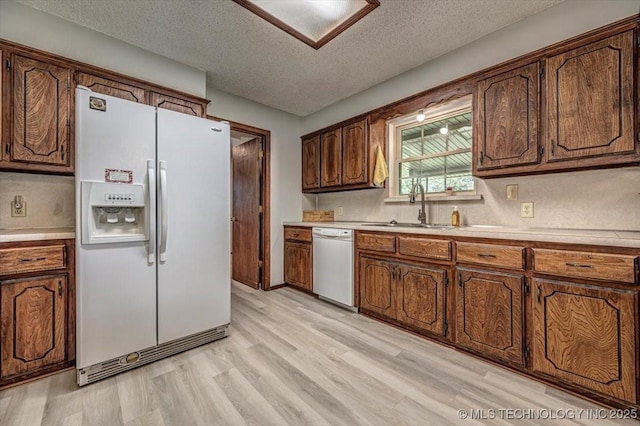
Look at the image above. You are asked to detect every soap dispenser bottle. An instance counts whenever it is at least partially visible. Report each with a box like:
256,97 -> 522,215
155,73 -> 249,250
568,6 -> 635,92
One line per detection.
451,206 -> 460,227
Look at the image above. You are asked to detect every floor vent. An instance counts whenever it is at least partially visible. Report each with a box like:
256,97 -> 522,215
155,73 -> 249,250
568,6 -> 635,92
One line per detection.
77,325 -> 229,385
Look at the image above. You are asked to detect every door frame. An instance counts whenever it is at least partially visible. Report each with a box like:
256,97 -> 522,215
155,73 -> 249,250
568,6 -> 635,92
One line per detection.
208,116 -> 271,290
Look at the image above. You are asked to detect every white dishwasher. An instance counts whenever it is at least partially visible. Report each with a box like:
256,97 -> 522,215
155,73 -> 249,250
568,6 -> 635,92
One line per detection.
312,227 -> 355,309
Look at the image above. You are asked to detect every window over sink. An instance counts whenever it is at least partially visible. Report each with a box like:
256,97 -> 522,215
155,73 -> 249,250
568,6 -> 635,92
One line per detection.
387,95 -> 475,199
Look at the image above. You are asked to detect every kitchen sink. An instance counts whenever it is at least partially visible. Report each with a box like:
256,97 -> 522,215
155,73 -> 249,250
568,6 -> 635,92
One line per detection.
361,221 -> 455,230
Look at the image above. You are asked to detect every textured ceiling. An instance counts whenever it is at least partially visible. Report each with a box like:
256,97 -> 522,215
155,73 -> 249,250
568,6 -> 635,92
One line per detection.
17,0 -> 563,116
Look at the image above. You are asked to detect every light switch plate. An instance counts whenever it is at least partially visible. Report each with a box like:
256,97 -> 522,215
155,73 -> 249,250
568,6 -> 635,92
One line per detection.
520,202 -> 533,218
336,206 -> 344,217
506,184 -> 518,200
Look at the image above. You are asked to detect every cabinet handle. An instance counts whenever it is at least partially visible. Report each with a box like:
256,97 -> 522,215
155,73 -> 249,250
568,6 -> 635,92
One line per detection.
550,140 -> 555,155
58,281 -> 63,297
19,257 -> 46,263
479,151 -> 484,164
536,285 -> 541,303
566,262 -> 593,268
477,253 -> 496,258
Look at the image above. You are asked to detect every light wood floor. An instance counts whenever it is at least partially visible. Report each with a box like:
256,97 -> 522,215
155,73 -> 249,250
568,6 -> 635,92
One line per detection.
0,282 -> 636,426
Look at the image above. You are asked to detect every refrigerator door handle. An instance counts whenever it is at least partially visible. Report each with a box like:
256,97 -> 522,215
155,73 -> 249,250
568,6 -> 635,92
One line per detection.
147,160 -> 156,264
159,160 -> 168,262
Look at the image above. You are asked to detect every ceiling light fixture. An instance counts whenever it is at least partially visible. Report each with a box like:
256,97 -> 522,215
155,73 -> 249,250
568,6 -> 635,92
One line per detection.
233,0 -> 380,50
416,109 -> 425,122
440,123 -> 449,135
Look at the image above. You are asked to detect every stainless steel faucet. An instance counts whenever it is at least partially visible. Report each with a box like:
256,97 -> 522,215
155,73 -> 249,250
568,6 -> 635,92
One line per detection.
409,183 -> 427,225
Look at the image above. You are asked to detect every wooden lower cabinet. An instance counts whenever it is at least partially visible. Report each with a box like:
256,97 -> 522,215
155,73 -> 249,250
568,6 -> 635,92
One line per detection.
0,275 -> 67,378
359,256 -> 396,318
455,268 -> 524,365
531,278 -> 637,404
284,241 -> 312,291
360,255 -> 447,337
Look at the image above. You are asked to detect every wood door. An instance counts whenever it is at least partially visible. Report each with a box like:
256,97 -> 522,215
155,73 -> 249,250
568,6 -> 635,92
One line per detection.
475,62 -> 540,170
320,128 -> 342,187
342,119 -> 367,185
546,30 -> 635,162
532,278 -> 637,403
284,241 -> 312,291
455,269 -> 524,365
10,54 -> 71,171
149,91 -> 204,117
396,263 -> 446,336
232,138 -> 261,289
1,275 -> 67,378
301,135 -> 320,190
76,72 -> 145,103
359,256 -> 396,318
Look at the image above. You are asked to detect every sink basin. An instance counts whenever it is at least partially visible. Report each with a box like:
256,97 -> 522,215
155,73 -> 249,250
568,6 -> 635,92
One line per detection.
361,222 -> 455,230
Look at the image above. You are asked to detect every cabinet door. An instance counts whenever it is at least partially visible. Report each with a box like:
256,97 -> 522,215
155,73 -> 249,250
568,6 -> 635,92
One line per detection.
284,241 -> 312,291
532,278 -> 636,403
10,54 -> 71,171
320,128 -> 342,187
1,275 -> 67,378
76,72 -> 145,103
359,256 -> 396,318
455,269 -> 524,365
301,135 -> 320,190
149,91 -> 204,117
396,263 -> 446,337
475,62 -> 540,170
342,119 -> 367,185
546,30 -> 635,161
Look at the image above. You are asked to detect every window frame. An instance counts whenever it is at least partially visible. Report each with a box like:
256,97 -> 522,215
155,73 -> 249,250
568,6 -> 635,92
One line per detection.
386,95 -> 475,201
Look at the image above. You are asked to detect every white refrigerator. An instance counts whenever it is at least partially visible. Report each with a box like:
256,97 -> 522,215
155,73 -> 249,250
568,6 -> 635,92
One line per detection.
75,88 -> 230,385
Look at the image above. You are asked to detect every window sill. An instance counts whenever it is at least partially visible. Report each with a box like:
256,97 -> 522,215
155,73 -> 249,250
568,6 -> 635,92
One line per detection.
383,194 -> 483,203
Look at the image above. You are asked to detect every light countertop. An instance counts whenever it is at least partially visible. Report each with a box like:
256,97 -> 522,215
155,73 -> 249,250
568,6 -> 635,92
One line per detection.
284,221 -> 640,249
0,228 -> 76,243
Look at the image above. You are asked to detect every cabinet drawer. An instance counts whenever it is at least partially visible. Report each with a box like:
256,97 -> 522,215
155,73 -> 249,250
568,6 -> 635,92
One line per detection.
356,233 -> 396,253
0,245 -> 66,275
533,249 -> 637,284
456,242 -> 524,269
284,227 -> 312,242
397,236 -> 451,260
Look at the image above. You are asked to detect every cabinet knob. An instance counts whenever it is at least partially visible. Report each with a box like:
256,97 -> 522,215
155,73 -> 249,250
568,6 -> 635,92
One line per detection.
58,281 -> 63,297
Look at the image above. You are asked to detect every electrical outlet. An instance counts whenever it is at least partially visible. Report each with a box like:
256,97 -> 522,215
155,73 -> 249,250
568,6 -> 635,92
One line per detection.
336,206 -> 344,217
506,184 -> 518,200
520,202 -> 533,218
11,201 -> 27,217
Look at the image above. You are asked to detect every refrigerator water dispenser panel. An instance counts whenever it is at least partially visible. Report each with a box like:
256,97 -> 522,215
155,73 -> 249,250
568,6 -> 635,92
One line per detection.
81,181 -> 148,244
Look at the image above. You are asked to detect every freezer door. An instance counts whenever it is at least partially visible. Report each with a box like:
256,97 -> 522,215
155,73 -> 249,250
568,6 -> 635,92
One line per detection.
156,109 -> 231,344
75,88 -> 157,368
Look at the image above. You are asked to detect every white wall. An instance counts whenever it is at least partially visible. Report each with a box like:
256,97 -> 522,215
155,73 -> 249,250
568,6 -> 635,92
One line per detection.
304,0 -> 640,231
207,88 -> 303,285
0,1 -> 205,96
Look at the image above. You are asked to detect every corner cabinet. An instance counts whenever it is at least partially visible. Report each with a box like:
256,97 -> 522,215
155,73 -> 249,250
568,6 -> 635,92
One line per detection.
1,53 -> 73,174
283,227 -> 313,292
0,239 -> 75,388
302,117 -> 380,193
474,27 -> 640,178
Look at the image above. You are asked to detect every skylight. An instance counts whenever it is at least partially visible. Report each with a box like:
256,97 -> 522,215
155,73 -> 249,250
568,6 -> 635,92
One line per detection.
233,0 -> 380,49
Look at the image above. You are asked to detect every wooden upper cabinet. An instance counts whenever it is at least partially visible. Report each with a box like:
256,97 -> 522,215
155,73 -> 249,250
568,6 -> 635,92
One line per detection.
342,119 -> 367,185
0,275 -> 67,378
301,135 -> 320,190
546,30 -> 635,162
320,128 -> 342,187
532,278 -> 637,403
150,91 -> 205,117
455,268 -> 524,366
76,72 -> 145,103
475,62 -> 540,171
7,54 -> 72,173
